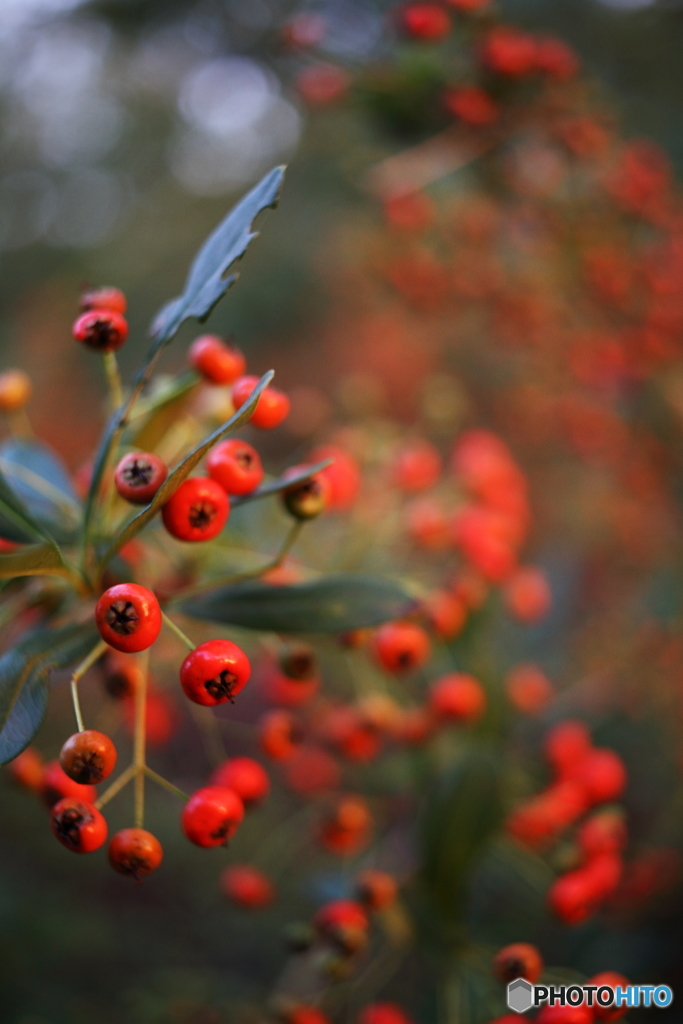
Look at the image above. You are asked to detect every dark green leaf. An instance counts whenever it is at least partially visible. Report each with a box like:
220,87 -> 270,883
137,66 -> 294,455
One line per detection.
231,458 -> 334,508
182,573 -> 417,633
149,165 -> 285,349
421,745 -> 505,920
0,467 -> 58,546
0,438 -> 81,542
0,623 -> 100,764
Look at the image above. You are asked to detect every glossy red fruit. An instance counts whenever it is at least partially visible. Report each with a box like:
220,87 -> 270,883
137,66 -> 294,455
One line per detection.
51,798 -> 107,853
59,730 -> 117,785
544,721 -> 592,775
358,1004 -> 414,1024
444,85 -> 499,127
482,26 -> 538,77
95,583 -> 162,653
72,309 -> 128,351
570,749 -> 627,804
430,673 -> 486,722
8,747 -> 44,792
505,663 -> 553,714
588,972 -> 629,1022
232,375 -> 290,429
504,566 -> 552,622
220,864 -> 274,908
114,452 -> 168,505
308,445 -> 361,510
373,621 -> 431,673
108,827 -> 163,878
179,639 -> 251,707
314,899 -> 369,952
493,943 -> 543,984
259,709 -> 304,760
356,870 -> 398,911
181,786 -> 245,847
400,4 -> 451,41
425,590 -> 467,639
189,335 -> 246,384
80,286 -> 127,314
162,476 -> 229,542
207,438 -> 263,495
42,760 -> 97,807
577,811 -> 627,858
209,757 -> 270,806
392,440 -> 441,491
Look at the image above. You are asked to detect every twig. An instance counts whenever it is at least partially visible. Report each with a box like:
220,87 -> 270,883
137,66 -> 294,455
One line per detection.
161,610 -> 196,651
69,639 -> 108,732
94,763 -> 137,810
144,766 -> 188,801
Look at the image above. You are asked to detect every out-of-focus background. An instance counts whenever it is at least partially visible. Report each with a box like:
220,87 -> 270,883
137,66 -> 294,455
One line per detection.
3,2 -> 683,1022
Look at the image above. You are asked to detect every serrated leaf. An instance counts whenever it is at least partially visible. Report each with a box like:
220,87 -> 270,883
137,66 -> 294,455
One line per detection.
0,623 -> 100,764
149,165 -> 285,349
231,458 -> 334,508
181,573 -> 418,633
0,543 -> 67,580
422,745 -> 505,920
0,438 -> 81,542
100,371 -> 274,566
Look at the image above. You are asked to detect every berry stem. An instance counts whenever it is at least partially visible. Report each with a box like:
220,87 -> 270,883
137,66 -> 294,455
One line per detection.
133,648 -> 149,828
102,351 -> 124,410
161,611 -> 196,651
94,763 -> 137,810
143,766 -> 188,801
69,639 -> 108,732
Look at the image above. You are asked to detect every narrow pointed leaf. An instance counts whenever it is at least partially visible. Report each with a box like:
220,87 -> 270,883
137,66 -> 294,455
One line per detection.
0,467 -> 58,546
231,459 -> 334,508
0,543 -> 68,580
181,573 -> 418,633
0,438 -> 81,541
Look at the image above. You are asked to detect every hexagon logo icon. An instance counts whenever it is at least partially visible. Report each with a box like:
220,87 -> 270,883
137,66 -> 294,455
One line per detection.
507,978 -> 534,1014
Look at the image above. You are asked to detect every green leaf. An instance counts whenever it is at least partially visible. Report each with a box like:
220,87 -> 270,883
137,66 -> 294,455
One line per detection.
149,166 -> 285,349
421,745 -> 505,921
99,371 -> 274,567
0,438 -> 81,542
0,623 -> 100,764
231,458 -> 334,508
0,466 -> 59,546
127,371 -> 200,452
181,573 -> 418,633
0,543 -> 67,580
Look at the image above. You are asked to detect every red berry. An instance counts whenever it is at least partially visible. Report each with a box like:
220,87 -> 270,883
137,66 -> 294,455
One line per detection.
570,749 -> 627,804
493,942 -> 543,984
181,786 -> 245,847
281,465 -> 331,519
95,583 -> 162,654
577,811 -> 627,858
430,673 -> 486,722
59,730 -> 117,785
72,309 -> 128,352
373,621 -> 431,673
207,438 -> 263,495
392,440 -> 441,491
179,639 -> 251,707
42,760 -> 97,807
535,36 -> 579,80
220,864 -> 274,908
232,375 -> 290,429
286,1008 -> 332,1024
589,972 -> 629,1022
544,721 -> 592,776
506,664 -> 553,714
51,798 -> 107,853
114,452 -> 168,505
482,26 -> 538,77
444,86 -> 499,127
358,1005 -> 413,1024
355,869 -> 398,911
108,827 -> 163,878
314,899 -> 369,952
189,335 -> 246,384
400,4 -> 451,41
162,476 -> 229,542
295,64 -> 350,107
80,286 -> 127,314
504,566 -> 552,622
209,757 -> 270,806
8,747 -> 44,792
308,445 -> 361,510
259,709 -> 304,760
319,796 -> 372,855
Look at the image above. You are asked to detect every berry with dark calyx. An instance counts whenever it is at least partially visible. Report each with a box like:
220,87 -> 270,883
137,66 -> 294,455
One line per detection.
493,942 -> 543,984
281,465 -> 331,520
429,673 -> 486,723
373,621 -> 431,673
80,286 -> 127,314
209,757 -> 270,806
0,369 -> 31,412
51,798 -> 108,853
72,309 -> 128,352
95,583 -> 162,654
102,650 -> 143,700
356,869 -> 398,911
232,375 -> 290,429
314,899 -> 369,953
8,747 -> 44,792
179,639 -> 251,707
259,709 -> 304,760
189,335 -> 246,385
278,642 -> 317,681
108,827 -> 163,879
114,452 -> 168,505
220,864 -> 274,908
207,438 -> 264,495
42,760 -> 97,807
162,476 -> 229,542
59,730 -> 117,785
181,786 -> 245,847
